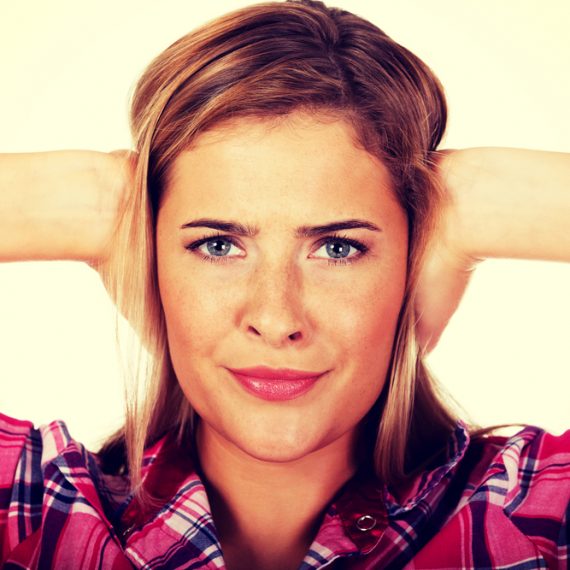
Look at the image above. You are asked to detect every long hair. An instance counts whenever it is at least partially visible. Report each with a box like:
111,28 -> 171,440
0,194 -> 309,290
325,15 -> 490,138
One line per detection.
98,0 -> 458,504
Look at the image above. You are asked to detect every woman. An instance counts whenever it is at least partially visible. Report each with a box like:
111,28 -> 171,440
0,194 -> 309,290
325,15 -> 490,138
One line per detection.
1,1 -> 569,568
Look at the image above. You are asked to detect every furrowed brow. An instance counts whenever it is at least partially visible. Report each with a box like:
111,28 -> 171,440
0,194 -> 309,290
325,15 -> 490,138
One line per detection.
180,219 -> 258,237
179,218 -> 382,237
294,219 -> 382,238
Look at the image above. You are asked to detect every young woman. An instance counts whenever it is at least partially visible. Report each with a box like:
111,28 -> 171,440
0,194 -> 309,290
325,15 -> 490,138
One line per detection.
1,1 -> 569,568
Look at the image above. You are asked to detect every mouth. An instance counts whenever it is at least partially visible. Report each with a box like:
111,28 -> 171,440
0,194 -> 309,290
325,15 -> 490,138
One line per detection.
226,366 -> 327,401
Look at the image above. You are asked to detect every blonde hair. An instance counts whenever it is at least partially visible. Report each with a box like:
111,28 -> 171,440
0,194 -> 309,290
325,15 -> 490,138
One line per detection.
98,0 -> 458,503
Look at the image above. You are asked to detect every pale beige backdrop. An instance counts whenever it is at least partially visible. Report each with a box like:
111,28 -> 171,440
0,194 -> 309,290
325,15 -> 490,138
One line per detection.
1,0 -> 569,449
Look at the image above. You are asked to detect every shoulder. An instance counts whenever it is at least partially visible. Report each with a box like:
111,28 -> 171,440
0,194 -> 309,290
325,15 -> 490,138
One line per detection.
0,412 -> 92,500
468,426 -> 570,559
0,411 -> 81,474
0,413 -> 123,545
489,426 -> 570,507
0,412 -> 35,445
407,426 -> 570,567
473,425 -> 570,494
0,413 -> 76,553
0,411 -> 131,500
0,413 -> 40,490
0,414 -> 135,565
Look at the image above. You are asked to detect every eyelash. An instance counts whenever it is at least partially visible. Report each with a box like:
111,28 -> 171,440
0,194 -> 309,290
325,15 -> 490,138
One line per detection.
185,232 -> 369,266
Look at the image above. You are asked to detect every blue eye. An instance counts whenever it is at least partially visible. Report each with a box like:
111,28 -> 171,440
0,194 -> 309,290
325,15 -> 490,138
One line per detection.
312,236 -> 366,264
185,232 -> 368,266
203,237 -> 236,257
186,234 -> 243,263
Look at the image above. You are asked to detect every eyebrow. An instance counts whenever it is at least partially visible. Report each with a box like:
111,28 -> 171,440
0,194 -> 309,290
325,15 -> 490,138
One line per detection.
179,218 -> 382,238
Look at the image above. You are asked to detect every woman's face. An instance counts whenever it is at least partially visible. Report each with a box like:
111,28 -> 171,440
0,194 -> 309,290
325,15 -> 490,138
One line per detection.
156,112 -> 408,464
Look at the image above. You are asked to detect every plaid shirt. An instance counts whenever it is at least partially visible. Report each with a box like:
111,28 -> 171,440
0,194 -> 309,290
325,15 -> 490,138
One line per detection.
1,412 -> 569,569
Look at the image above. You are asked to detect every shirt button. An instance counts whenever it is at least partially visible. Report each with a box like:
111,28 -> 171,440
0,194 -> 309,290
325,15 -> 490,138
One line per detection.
355,515 -> 377,532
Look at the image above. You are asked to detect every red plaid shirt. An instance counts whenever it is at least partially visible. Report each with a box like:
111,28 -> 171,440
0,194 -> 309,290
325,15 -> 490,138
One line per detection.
1,412 -> 569,568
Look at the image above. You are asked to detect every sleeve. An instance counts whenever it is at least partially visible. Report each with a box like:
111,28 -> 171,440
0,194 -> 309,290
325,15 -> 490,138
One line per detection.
0,412 -> 43,562
503,428 -> 570,568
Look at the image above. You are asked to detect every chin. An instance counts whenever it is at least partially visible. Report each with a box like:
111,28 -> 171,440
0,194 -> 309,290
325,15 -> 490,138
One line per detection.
228,423 -> 331,464
239,441 -> 318,464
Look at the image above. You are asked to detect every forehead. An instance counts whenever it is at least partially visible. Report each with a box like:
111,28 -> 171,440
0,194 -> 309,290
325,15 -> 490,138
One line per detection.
163,113 -> 399,223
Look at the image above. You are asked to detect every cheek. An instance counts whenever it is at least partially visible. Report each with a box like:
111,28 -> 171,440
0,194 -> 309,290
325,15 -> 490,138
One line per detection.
370,271 -> 406,337
332,248 -> 407,341
331,257 -> 407,395
159,256 -> 407,346
159,269 -> 226,360
344,276 -> 405,364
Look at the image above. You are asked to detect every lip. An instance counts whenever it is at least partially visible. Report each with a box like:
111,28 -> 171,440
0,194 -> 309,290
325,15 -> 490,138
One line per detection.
227,366 -> 326,380
226,366 -> 327,401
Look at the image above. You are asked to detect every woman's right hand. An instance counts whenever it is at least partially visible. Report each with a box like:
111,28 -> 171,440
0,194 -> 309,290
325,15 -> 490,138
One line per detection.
90,150 -> 136,269
0,149 -> 135,264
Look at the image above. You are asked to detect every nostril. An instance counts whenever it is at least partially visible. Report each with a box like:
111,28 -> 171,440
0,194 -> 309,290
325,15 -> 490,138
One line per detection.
289,331 -> 302,341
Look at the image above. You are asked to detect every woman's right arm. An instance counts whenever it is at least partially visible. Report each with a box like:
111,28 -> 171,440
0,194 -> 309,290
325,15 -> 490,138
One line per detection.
0,151 -> 130,263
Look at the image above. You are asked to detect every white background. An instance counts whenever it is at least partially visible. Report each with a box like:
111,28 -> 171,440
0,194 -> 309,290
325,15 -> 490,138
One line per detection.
0,1 -> 568,450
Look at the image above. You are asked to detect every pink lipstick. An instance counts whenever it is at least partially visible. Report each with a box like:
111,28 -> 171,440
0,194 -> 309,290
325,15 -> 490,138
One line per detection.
226,366 -> 326,401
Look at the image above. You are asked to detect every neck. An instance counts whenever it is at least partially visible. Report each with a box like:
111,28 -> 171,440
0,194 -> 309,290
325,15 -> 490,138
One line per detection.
195,420 -> 359,569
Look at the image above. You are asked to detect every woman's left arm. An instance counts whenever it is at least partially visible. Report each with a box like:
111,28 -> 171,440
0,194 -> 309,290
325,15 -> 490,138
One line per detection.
415,147 -> 570,352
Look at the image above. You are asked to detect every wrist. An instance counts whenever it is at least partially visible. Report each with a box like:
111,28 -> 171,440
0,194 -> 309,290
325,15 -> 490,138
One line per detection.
437,148 -> 487,267
0,150 -> 126,262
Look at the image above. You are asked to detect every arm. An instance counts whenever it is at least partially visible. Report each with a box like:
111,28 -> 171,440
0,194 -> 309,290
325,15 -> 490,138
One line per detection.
415,147 -> 570,351
0,151 -> 130,263
441,147 -> 570,262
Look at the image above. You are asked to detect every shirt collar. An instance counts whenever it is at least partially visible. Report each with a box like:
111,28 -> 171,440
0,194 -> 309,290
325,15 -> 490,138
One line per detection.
118,420 -> 470,553
327,420 -> 470,553
43,418 -> 471,561
380,420 -> 471,515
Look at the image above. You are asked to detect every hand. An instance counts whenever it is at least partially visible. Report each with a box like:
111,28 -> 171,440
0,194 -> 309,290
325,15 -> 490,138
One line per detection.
89,149 -> 137,270
89,149 -> 148,340
414,151 -> 480,353
415,145 -> 570,352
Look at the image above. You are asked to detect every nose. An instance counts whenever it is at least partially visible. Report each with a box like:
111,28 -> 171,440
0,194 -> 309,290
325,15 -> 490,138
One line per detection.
242,258 -> 309,348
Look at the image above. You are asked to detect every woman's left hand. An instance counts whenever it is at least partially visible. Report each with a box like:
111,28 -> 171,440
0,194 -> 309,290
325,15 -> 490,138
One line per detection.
414,146 -> 570,353
414,150 -> 480,353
